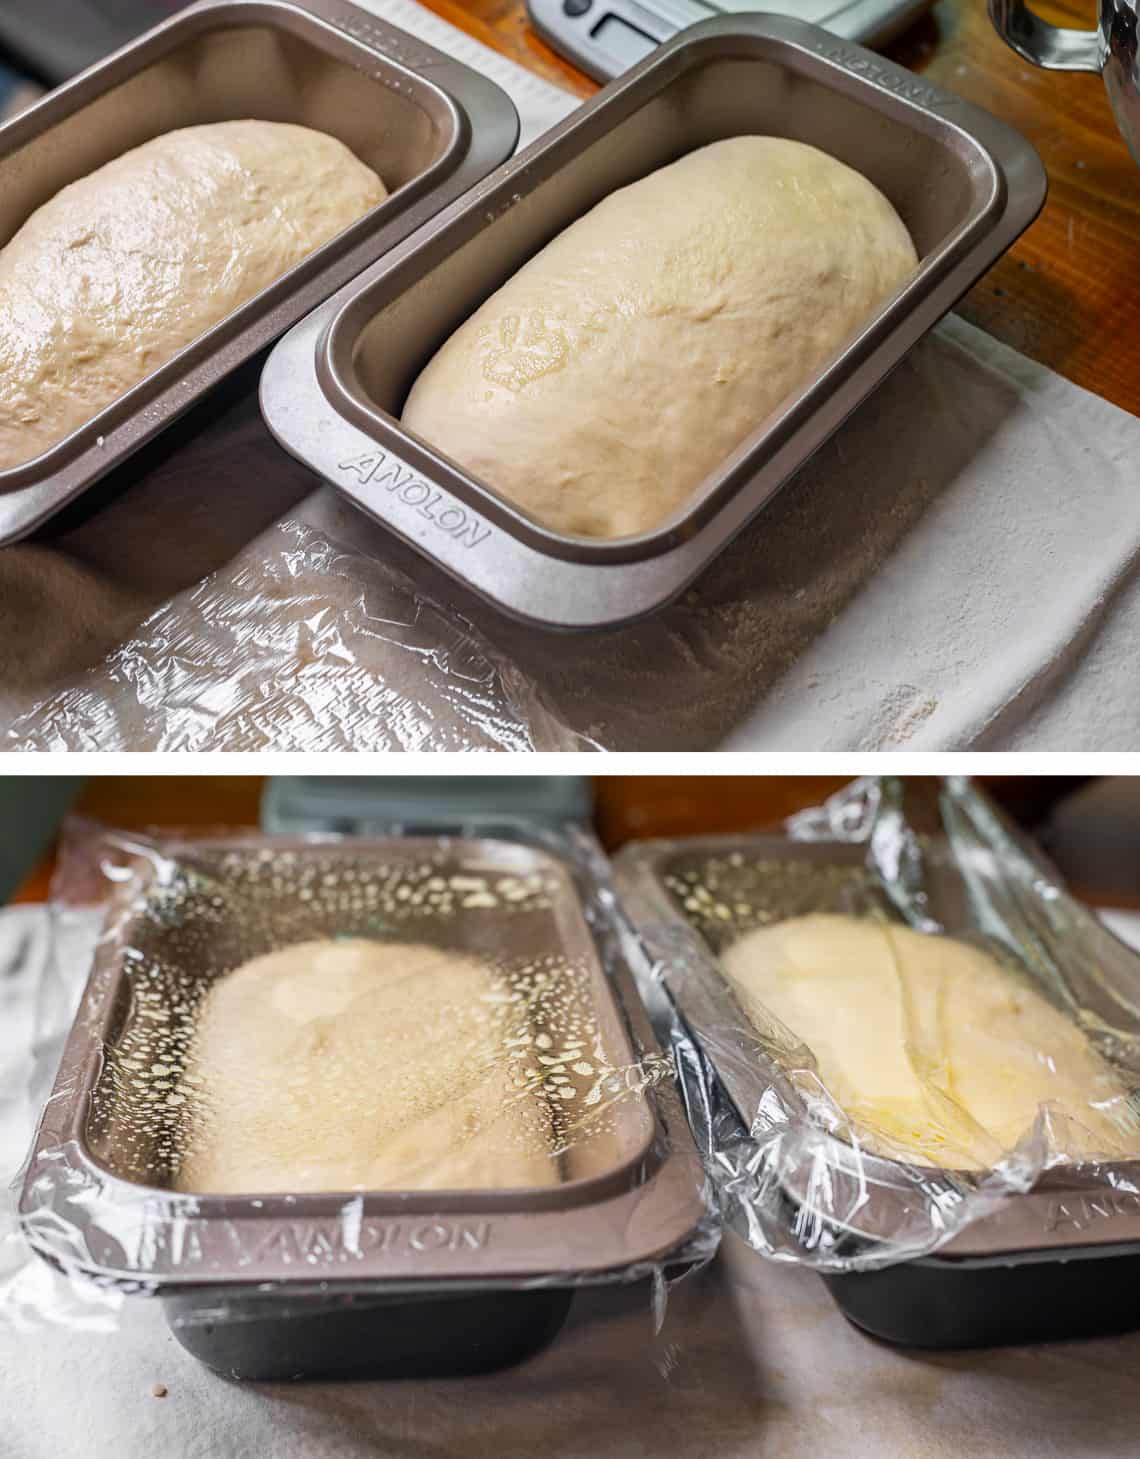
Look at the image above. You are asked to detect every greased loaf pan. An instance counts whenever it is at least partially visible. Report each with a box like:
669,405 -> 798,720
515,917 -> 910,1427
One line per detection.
261,13 -> 1046,629
615,833 -> 1140,1348
0,0 -> 518,545
19,834 -> 706,1380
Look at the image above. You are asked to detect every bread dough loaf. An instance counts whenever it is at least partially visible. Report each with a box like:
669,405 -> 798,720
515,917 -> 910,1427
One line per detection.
401,136 -> 917,539
175,938 -> 558,1194
721,914 -> 1140,1169
0,121 -> 386,470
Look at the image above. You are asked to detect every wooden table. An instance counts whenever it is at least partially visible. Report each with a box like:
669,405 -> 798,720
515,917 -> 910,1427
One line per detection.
420,0 -> 1140,417
9,774 -> 1093,900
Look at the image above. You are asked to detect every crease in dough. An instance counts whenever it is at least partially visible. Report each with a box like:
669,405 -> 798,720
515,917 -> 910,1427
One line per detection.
401,136 -> 918,539
719,913 -> 1140,1170
0,120 -> 386,471
174,938 -> 559,1195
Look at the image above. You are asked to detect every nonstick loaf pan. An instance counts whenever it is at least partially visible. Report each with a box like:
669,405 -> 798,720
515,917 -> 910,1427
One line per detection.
260,13 -> 1047,631
19,835 -> 706,1380
0,0 -> 519,546
614,833 -> 1140,1348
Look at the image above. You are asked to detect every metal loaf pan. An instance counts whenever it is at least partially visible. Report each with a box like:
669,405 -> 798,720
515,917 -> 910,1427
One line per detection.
614,833 -> 1140,1348
19,834 -> 705,1381
261,13 -> 1046,630
0,0 -> 519,545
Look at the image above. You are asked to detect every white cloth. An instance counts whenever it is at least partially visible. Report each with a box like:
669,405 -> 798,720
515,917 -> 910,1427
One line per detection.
4,902 -> 1140,1458
2,1 -> 1138,751
3,1236 -> 1140,1459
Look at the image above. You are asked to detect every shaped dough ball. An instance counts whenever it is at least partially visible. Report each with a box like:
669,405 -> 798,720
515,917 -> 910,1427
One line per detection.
175,938 -> 558,1194
721,914 -> 1140,1169
401,136 -> 917,539
0,121 -> 386,470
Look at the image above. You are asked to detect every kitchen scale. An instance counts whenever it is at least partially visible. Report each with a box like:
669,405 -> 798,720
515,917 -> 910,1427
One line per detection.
527,0 -> 933,80
262,776 -> 594,834
0,1 -> 190,83
1,1 -> 932,87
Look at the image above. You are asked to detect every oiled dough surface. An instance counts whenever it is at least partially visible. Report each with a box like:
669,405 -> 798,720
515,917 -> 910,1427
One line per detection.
0,121 -> 386,470
175,938 -> 557,1195
721,914 -> 1140,1169
401,136 -> 917,539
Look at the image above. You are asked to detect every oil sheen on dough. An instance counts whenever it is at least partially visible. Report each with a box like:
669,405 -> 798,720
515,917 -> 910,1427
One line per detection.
721,914 -> 1140,1169
401,136 -> 918,539
174,939 -> 558,1194
0,121 -> 386,471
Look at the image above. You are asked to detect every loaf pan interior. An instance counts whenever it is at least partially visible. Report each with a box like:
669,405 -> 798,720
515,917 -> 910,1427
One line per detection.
646,835 -> 1140,1247
658,837 -> 1140,1046
0,1 -> 461,488
80,837 -> 657,1210
331,30 -> 1003,563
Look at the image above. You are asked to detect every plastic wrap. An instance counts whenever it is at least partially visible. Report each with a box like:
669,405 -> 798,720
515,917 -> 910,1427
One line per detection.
4,518 -> 589,753
1,818 -> 715,1364
614,777 -> 1140,1271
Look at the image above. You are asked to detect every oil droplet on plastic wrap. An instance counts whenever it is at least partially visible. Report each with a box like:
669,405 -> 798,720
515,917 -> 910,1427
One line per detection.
88,845 -> 670,1194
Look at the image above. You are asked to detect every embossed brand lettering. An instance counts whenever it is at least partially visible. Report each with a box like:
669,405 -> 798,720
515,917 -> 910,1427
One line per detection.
334,13 -> 442,68
1045,1192 -> 1140,1232
337,452 -> 492,548
410,1221 -> 490,1252
246,1218 -> 492,1263
820,46 -> 954,109
339,452 -> 383,482
146,1216 -> 496,1273
411,1222 -> 451,1251
169,1220 -> 207,1266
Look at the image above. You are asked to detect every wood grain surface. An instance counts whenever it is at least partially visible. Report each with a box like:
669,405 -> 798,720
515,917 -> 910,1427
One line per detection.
419,0 -> 1140,417
8,775 -> 1093,900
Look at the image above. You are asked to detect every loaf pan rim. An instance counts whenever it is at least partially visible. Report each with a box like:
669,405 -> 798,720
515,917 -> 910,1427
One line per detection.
613,831 -> 1140,1261
19,832 -> 706,1293
0,0 -> 519,540
313,14 -> 1039,568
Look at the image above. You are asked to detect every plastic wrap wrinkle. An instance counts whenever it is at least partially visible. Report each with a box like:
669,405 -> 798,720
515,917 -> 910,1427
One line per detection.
5,520 -> 589,753
614,778 -> 1140,1271
1,0 -> 1139,751
3,819 -> 716,1339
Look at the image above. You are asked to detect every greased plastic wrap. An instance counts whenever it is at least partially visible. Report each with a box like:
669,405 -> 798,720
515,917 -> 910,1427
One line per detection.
614,778 -> 1140,1271
1,818 -> 714,1360
4,519 -> 588,753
